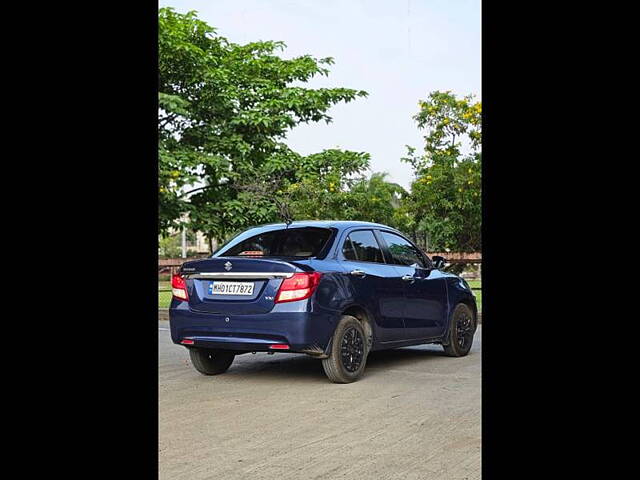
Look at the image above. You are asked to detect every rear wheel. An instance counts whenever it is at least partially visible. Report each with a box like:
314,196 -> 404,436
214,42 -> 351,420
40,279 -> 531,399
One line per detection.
322,315 -> 368,383
442,303 -> 476,357
189,348 -> 235,375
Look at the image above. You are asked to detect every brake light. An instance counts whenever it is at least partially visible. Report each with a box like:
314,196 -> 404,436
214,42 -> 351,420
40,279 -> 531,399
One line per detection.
269,344 -> 290,350
171,274 -> 189,301
275,272 -> 322,303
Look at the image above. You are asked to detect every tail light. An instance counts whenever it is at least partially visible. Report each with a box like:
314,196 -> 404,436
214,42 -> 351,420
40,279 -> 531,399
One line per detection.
275,272 -> 322,303
171,274 -> 189,301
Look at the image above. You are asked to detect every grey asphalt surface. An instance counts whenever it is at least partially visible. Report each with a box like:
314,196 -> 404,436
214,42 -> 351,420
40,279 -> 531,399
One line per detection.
159,322 -> 481,480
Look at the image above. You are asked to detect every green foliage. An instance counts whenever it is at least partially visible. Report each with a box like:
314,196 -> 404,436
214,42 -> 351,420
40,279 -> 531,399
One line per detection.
158,230 -> 198,258
346,173 -> 407,224
158,235 -> 181,259
159,8 -> 369,244
275,164 -> 408,228
281,150 -> 372,221
402,91 -> 481,252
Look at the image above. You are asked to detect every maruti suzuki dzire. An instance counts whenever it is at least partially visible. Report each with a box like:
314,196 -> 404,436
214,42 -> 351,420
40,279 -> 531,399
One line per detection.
169,221 -> 477,383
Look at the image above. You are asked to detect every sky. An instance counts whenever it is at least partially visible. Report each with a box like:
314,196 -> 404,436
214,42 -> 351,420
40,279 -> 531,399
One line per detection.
159,0 -> 481,190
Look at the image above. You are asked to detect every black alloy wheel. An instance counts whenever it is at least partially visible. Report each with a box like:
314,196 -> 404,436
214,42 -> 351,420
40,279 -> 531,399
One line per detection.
322,315 -> 369,383
442,303 -> 476,357
340,326 -> 365,373
455,310 -> 474,350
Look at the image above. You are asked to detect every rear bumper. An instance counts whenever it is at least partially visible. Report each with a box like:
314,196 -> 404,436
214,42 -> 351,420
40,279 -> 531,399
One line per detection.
169,304 -> 337,353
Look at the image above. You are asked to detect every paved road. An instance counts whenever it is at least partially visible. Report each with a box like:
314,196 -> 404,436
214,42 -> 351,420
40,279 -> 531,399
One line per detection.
159,322 -> 481,480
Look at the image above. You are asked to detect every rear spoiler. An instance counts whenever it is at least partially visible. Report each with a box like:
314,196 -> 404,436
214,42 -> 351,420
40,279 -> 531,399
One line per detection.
183,272 -> 294,280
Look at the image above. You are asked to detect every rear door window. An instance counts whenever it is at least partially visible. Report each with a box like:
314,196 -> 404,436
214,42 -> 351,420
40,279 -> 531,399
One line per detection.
220,227 -> 332,258
342,230 -> 385,263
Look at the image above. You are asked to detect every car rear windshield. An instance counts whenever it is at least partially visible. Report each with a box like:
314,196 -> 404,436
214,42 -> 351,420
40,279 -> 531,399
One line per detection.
219,227 -> 333,258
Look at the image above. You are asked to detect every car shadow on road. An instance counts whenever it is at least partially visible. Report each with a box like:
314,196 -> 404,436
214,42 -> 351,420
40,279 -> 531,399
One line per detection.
224,344 -> 461,383
227,353 -> 328,382
367,345 -> 447,364
362,345 -> 464,376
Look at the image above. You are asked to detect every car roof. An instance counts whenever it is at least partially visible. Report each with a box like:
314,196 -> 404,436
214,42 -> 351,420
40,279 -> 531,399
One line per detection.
248,220 -> 399,232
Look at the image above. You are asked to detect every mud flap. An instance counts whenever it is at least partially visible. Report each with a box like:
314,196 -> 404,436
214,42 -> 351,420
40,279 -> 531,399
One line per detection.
300,337 -> 332,359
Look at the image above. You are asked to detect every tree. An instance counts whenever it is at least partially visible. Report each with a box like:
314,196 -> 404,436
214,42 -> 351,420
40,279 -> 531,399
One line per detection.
280,149 -> 371,221
159,8 -> 369,248
346,172 -> 407,225
402,91 -> 481,253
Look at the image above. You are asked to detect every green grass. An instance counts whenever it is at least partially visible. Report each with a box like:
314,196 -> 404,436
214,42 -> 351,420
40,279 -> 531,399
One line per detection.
467,279 -> 482,312
159,281 -> 172,309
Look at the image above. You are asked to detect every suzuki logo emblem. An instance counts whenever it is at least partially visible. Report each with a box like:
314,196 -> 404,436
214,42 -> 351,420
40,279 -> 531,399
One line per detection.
224,261 -> 232,271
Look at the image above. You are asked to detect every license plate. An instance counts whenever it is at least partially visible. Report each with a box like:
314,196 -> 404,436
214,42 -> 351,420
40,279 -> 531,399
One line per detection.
208,281 -> 254,296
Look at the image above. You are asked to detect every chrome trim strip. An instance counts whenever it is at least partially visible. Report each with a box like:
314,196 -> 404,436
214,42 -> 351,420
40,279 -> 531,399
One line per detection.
186,272 -> 294,280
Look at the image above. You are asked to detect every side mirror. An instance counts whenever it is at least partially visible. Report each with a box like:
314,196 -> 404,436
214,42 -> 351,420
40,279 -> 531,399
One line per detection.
432,255 -> 447,270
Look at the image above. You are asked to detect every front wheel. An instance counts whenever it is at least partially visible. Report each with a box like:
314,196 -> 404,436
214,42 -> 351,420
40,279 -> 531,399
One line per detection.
442,303 -> 476,357
322,315 -> 368,383
189,348 -> 235,375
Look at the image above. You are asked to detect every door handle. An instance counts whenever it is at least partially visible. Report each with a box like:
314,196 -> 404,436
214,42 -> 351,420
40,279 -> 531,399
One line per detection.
402,275 -> 415,282
350,269 -> 366,277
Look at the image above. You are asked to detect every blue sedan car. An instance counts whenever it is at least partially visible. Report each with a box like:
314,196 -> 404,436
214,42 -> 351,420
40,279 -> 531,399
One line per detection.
169,221 -> 477,383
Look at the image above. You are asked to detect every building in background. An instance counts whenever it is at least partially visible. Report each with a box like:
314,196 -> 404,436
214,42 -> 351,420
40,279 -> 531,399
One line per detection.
191,231 -> 213,254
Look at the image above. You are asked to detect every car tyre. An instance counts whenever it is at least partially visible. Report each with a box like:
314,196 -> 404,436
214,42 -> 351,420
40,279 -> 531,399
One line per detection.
322,315 -> 368,383
442,303 -> 476,357
189,348 -> 235,375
